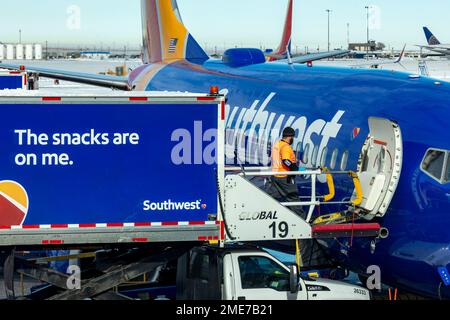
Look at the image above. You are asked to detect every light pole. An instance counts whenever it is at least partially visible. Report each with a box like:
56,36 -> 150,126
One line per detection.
347,23 -> 350,48
19,29 -> 22,44
326,9 -> 332,52
365,6 -> 370,54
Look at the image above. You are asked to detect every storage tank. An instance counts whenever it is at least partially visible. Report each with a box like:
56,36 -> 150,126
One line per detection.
16,44 -> 24,60
25,44 -> 33,60
34,44 -> 42,60
0,45 -> 4,60
6,45 -> 14,60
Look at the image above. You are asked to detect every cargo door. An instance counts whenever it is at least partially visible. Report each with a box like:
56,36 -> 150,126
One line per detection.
351,117 -> 403,219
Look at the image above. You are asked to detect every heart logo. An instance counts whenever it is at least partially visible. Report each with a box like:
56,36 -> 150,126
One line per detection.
0,181 -> 29,226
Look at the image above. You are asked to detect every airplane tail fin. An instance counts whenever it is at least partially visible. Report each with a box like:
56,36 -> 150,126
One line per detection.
141,0 -> 209,64
396,44 -> 406,63
275,0 -> 293,55
423,27 -> 441,45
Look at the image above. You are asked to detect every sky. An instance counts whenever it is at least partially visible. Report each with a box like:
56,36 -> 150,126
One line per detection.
0,0 -> 449,51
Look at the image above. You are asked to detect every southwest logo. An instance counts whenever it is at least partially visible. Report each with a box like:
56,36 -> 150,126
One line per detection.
351,127 -> 361,141
0,181 -> 29,226
143,199 -> 206,211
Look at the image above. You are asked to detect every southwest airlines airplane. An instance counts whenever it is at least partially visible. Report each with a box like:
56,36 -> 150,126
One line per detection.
1,0 -> 450,299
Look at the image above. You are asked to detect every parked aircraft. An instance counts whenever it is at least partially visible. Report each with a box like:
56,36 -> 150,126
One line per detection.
418,27 -> 450,57
265,0 -> 349,63
350,45 -> 406,69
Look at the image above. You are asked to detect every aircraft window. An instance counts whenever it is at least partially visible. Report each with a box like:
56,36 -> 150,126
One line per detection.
330,148 -> 339,170
320,147 -> 328,167
340,150 -> 349,171
311,146 -> 319,167
446,157 -> 450,182
421,149 -> 447,183
295,143 -> 302,162
266,139 -> 273,160
302,144 -> 310,164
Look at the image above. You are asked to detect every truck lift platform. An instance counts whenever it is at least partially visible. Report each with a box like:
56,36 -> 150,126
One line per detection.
221,168 -> 383,242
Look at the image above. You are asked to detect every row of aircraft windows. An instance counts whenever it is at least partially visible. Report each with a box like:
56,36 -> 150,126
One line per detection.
295,143 -> 349,171
235,138 -> 349,170
421,148 -> 450,184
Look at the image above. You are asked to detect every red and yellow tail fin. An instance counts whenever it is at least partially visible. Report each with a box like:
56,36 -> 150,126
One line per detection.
275,0 -> 293,56
141,0 -> 208,64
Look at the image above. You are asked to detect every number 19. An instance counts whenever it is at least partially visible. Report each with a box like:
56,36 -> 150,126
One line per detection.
269,221 -> 289,238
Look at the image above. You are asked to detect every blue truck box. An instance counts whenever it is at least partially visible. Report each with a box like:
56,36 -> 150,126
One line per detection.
0,71 -> 26,90
0,94 -> 225,247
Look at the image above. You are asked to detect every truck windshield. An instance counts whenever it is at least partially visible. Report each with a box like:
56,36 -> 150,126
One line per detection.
238,256 -> 290,291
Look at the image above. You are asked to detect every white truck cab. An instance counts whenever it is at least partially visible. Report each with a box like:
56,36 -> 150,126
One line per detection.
176,246 -> 370,300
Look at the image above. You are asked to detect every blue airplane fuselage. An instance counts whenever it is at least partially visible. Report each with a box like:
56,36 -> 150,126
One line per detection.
130,59 -> 450,298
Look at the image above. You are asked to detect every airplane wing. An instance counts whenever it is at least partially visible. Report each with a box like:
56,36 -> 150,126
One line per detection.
350,45 -> 406,69
350,59 -> 403,69
278,50 -> 350,64
416,45 -> 450,51
0,63 -> 130,90
413,46 -> 445,55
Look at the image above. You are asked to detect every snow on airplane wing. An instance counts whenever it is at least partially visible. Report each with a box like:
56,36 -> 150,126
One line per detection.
0,63 -> 130,90
278,50 -> 350,64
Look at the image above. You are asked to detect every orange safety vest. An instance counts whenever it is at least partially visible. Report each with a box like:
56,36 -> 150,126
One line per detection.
272,139 -> 297,178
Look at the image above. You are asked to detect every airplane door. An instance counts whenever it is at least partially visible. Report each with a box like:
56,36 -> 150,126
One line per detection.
352,117 -> 403,220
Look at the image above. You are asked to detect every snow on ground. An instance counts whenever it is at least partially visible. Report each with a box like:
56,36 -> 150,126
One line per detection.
1,59 -> 143,94
2,59 -> 142,74
314,57 -> 450,80
1,57 -> 450,95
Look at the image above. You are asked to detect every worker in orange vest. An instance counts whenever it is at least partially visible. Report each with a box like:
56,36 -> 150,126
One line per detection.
272,127 -> 299,177
267,127 -> 305,219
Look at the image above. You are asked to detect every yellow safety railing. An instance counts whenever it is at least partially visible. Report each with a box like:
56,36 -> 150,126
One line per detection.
323,168 -> 335,202
349,171 -> 363,206
312,171 -> 363,225
225,166 -> 365,224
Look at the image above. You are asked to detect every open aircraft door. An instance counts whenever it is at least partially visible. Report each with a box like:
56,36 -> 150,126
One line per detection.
351,117 -> 403,220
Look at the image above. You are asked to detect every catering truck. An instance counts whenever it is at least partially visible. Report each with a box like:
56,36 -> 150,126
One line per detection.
0,92 -> 378,300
